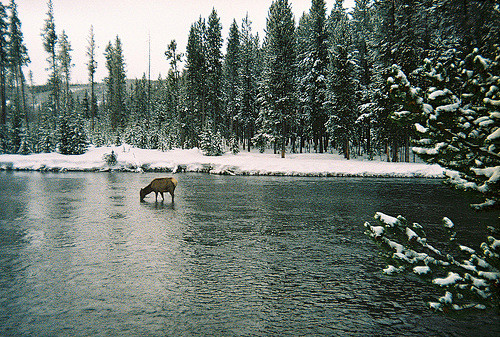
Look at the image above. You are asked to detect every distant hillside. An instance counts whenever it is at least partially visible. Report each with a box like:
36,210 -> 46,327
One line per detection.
31,82 -> 106,105
30,79 -> 144,104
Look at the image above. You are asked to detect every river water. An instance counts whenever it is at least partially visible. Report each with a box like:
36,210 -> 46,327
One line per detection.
0,171 -> 498,336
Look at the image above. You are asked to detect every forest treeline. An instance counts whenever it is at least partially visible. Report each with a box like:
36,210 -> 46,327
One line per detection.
0,0 -> 498,160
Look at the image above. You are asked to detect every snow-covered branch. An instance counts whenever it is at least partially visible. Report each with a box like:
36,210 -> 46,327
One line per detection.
365,212 -> 499,311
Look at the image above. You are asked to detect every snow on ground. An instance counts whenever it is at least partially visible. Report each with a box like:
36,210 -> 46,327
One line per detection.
0,144 -> 446,178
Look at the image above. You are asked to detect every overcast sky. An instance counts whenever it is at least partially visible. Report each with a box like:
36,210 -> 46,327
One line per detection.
18,0 -> 354,85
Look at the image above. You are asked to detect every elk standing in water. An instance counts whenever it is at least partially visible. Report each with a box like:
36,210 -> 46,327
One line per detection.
140,177 -> 177,202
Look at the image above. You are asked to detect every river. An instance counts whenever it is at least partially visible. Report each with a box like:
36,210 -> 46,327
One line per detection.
0,171 -> 498,336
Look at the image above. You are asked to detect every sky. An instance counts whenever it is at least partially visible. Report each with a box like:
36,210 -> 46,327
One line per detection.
17,0 -> 354,85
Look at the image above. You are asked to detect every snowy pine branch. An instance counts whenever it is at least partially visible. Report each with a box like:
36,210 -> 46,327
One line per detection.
387,47 -> 500,209
365,212 -> 499,312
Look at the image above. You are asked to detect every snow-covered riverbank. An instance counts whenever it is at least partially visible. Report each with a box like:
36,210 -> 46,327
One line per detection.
0,144 -> 445,178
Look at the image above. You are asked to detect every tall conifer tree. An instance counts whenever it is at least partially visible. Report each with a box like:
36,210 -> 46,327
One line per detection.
185,17 -> 207,146
237,15 -> 260,151
306,0 -> 329,153
58,30 -> 72,109
8,0 -> 30,153
104,36 -> 127,133
223,19 -> 240,138
8,0 -> 29,121
42,0 -> 59,120
86,25 -> 97,132
206,9 -> 223,130
261,0 -> 296,158
0,3 -> 8,126
327,0 -> 357,159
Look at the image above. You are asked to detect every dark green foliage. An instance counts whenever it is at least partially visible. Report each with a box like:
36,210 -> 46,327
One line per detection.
365,212 -> 499,311
304,0 -> 329,153
260,0 -> 296,157
57,108 -> 88,155
103,150 -> 117,166
326,2 -> 357,159
236,16 -> 260,151
6,0 -> 497,164
86,25 -> 98,132
41,0 -> 59,117
185,17 -> 207,147
104,36 -> 127,134
200,122 -> 223,156
0,3 -> 7,125
206,9 -> 223,130
389,47 -> 500,209
58,30 -> 72,108
223,19 -> 240,138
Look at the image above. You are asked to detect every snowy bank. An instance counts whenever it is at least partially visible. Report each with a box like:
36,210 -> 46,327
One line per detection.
0,145 -> 446,178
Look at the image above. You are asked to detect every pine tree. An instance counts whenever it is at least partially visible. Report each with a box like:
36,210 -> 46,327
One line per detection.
185,17 -> 207,147
125,76 -> 149,148
352,0 -> 375,158
57,109 -> 71,154
306,0 -> 329,153
8,0 -> 29,117
0,3 -> 8,153
327,1 -> 357,159
389,47 -> 500,209
104,36 -> 127,133
237,15 -> 260,152
7,0 -> 30,154
223,19 -> 240,138
36,102 -> 55,153
261,0 -> 296,158
371,0 -> 402,161
86,25 -> 97,132
57,107 -> 88,155
200,121 -> 223,156
41,0 -> 59,121
58,30 -> 72,109
206,9 -> 223,131
164,39 -> 182,146
17,121 -> 31,154
431,0 -> 500,58
0,2 -> 6,126
296,12 -> 313,153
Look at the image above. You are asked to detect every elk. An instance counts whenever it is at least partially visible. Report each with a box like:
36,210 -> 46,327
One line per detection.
140,177 -> 177,202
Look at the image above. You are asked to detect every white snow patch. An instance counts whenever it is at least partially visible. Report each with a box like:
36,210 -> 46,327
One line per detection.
375,212 -> 400,227
368,225 -> 385,238
477,271 -> 500,281
487,127 -> 500,141
459,245 -> 475,254
442,217 -> 455,229
0,145 -> 446,178
383,265 -> 403,275
414,123 -> 428,134
439,291 -> 453,304
429,302 -> 442,311
433,272 -> 463,286
406,227 -> 419,241
413,266 -> 431,275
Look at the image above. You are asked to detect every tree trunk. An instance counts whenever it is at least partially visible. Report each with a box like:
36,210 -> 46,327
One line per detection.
366,123 -> 371,159
344,137 -> 350,160
392,137 -> 399,163
404,133 -> 410,163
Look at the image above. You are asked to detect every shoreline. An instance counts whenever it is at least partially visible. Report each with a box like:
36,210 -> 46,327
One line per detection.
0,145 -> 446,179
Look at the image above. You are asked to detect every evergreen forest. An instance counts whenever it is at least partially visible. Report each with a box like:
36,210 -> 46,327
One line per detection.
0,0 -> 498,165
